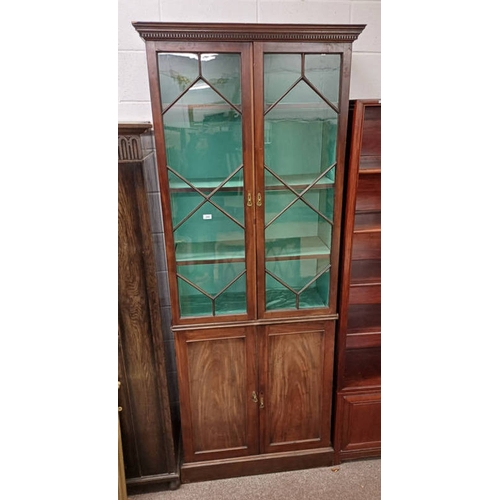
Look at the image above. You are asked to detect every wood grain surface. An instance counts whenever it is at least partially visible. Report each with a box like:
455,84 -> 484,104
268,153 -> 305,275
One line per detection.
262,321 -> 334,454
118,161 -> 177,480
177,326 -> 259,462
267,330 -> 323,443
188,337 -> 247,452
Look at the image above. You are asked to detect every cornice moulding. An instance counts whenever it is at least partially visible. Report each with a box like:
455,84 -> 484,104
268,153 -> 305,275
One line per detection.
132,22 -> 366,43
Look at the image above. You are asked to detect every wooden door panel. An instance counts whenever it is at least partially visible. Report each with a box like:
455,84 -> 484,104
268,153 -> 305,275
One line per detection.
261,321 -> 335,453
188,338 -> 248,452
338,392 -> 381,452
177,326 -> 259,462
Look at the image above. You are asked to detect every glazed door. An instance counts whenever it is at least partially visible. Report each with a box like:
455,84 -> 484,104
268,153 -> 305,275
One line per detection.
253,43 -> 350,318
259,321 -> 335,453
175,325 -> 259,462
148,42 -> 256,324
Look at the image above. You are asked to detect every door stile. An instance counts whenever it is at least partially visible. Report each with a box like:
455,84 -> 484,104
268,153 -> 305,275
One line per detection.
329,43 -> 352,315
257,320 -> 268,455
246,325 -> 261,457
252,42 -> 267,319
241,43 -> 258,321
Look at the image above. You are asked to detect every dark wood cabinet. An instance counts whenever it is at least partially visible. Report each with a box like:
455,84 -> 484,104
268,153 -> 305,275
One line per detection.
133,22 -> 366,482
333,99 -> 381,464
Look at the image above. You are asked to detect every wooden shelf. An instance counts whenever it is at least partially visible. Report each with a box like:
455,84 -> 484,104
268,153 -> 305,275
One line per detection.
349,283 -> 380,305
266,236 -> 330,261
176,240 -> 246,265
168,173 -> 335,193
354,211 -> 380,233
346,304 -> 381,334
265,173 -> 334,191
350,259 -> 381,285
175,235 -> 332,265
169,177 -> 243,192
341,347 -> 381,389
358,156 -> 381,173
351,232 -> 380,261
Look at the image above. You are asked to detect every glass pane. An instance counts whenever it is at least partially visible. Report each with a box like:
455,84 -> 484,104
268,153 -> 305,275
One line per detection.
168,171 -> 203,228
266,235 -> 330,261
169,169 -> 245,230
264,189 -> 296,227
159,50 -> 247,320
164,85 -> 242,185
301,267 -> 330,308
174,204 -> 245,262
267,257 -> 329,289
298,285 -> 329,309
211,169 -> 244,225
265,196 -> 331,242
177,278 -> 212,317
158,53 -> 199,108
215,273 -> 247,315
301,186 -> 334,223
264,54 -> 301,109
265,193 -> 332,312
177,262 -> 247,317
265,166 -> 335,190
201,53 -> 241,106
264,80 -> 338,179
304,54 -> 341,107
265,274 -> 296,311
263,54 -> 339,312
265,259 -> 330,310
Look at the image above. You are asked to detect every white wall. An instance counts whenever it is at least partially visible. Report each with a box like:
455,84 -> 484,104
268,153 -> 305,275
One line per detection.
118,0 -> 381,122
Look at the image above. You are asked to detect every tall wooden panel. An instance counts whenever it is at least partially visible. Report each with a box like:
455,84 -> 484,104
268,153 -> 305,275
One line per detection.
118,151 -> 180,490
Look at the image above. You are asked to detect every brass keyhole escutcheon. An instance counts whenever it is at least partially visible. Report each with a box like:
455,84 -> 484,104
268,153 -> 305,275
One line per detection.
251,391 -> 258,403
247,192 -> 252,207
259,394 -> 264,409
257,193 -> 262,207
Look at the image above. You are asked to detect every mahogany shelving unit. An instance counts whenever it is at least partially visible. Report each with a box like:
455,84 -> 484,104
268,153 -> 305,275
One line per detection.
333,99 -> 381,464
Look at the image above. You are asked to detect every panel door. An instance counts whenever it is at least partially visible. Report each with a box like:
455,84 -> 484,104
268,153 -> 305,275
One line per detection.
253,42 -> 352,319
259,320 -> 335,454
148,42 -> 257,325
338,392 -> 381,452
175,325 -> 259,462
